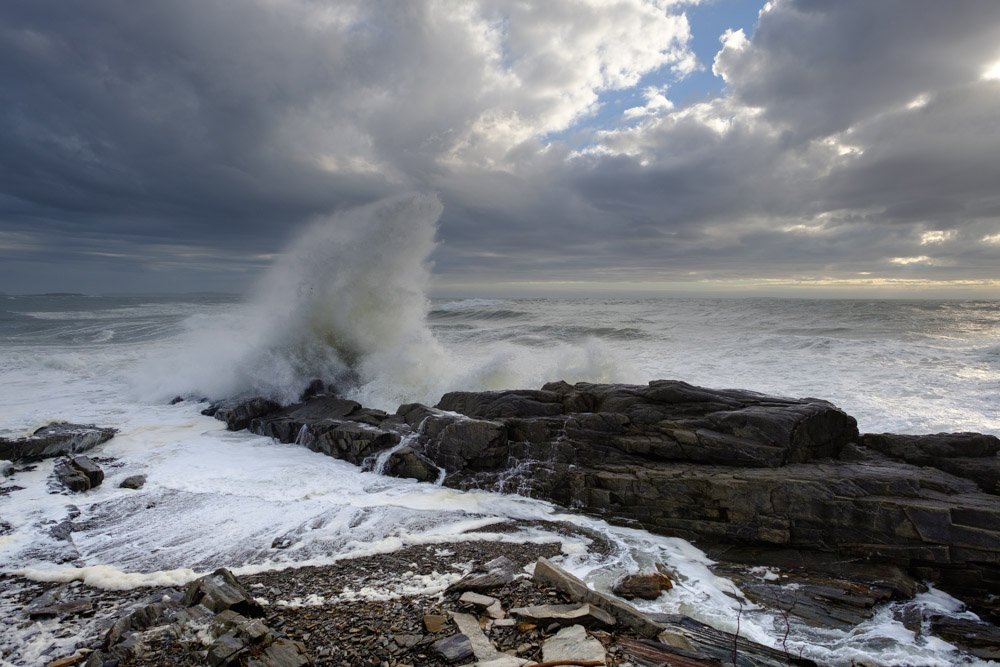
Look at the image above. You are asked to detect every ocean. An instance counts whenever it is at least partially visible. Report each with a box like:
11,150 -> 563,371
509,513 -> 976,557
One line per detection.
1,289 -> 998,665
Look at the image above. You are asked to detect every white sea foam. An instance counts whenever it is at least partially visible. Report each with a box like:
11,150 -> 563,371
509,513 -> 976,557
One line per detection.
133,193 -> 447,406
130,195 -> 637,410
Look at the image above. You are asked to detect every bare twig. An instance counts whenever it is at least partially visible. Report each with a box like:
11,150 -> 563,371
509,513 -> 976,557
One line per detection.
769,588 -> 797,661
732,597 -> 743,666
527,661 -> 604,667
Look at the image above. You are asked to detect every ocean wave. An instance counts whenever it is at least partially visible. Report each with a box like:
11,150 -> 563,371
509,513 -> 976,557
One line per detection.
434,298 -> 507,311
428,307 -> 531,321
133,193 -> 447,407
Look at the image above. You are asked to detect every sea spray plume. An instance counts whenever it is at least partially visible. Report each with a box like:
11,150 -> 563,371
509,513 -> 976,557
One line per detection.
136,194 -> 446,407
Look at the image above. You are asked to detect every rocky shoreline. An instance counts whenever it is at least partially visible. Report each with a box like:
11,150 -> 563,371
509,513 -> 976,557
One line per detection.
3,537 -> 830,667
2,378 -> 1000,665
209,380 -> 1000,623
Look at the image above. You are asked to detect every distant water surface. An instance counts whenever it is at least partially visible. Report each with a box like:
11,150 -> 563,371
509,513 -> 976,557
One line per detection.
0,293 -> 996,666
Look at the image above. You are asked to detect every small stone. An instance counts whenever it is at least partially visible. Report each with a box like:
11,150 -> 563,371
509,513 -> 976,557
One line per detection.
46,652 -> 90,667
486,600 -> 505,620
248,638 -> 311,667
432,634 -> 473,663
612,572 -> 673,600
393,634 -> 421,648
207,632 -> 246,666
459,591 -> 498,608
119,475 -> 146,489
424,613 -> 448,633
542,625 -> 606,665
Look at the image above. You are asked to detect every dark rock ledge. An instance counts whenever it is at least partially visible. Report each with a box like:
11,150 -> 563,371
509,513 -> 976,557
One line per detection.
209,379 -> 1000,630
0,423 -> 116,463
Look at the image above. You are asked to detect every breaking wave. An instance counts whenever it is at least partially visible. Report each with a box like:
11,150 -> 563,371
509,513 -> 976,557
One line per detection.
135,194 -> 631,409
136,194 -> 446,406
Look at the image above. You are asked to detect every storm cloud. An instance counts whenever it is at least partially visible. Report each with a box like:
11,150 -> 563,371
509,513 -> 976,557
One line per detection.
1,0 -> 999,294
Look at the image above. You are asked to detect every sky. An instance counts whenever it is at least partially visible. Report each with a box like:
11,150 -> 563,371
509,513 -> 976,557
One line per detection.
1,0 -> 1000,297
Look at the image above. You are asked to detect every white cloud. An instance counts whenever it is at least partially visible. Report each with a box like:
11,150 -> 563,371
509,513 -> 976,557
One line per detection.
712,28 -> 749,82
982,59 -> 1000,81
890,256 -> 936,266
623,86 -> 674,119
919,230 -> 956,245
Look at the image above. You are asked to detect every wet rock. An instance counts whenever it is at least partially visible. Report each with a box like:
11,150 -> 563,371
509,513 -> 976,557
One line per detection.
183,568 -> 264,617
208,631 -> 246,666
449,555 -> 520,592
271,535 -> 294,549
118,474 -> 146,489
438,380 -> 858,466
0,423 -> 116,462
509,603 -> 615,629
406,381 -> 1000,617
248,396 -> 400,465
208,397 -> 281,431
862,431 -> 1000,460
384,446 -> 440,482
541,624 -> 606,665
28,585 -> 95,620
612,571 -> 674,600
928,615 -> 1000,660
862,432 -> 1000,494
302,422 -> 399,465
248,638 -> 311,667
54,456 -> 104,492
49,519 -> 75,541
420,415 -> 509,473
432,633 -> 473,663
299,378 -> 327,401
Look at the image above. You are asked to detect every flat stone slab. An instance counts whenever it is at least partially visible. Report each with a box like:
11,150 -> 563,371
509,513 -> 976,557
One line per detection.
0,423 -> 116,462
542,624 -> 606,664
509,603 -> 615,629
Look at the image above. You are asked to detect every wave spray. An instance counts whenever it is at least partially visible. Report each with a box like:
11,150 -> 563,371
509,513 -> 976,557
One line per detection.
137,194 -> 446,407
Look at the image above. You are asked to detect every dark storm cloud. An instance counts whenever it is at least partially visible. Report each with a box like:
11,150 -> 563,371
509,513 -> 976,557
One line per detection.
1,0 -> 999,293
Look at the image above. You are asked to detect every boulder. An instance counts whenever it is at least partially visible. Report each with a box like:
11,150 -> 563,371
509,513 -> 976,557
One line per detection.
183,568 -> 264,618
0,423 -> 116,462
54,456 -> 104,492
612,572 -> 674,600
246,395 -> 400,465
383,446 -> 440,482
433,633 -> 474,664
119,474 -> 147,490
449,556 -> 521,592
207,397 -> 281,431
426,381 -> 858,474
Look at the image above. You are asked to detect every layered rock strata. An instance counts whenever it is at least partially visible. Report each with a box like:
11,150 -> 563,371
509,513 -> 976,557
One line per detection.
214,379 -> 1000,622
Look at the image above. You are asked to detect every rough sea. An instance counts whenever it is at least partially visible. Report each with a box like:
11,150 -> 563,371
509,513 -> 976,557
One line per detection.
0,192 -> 997,667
